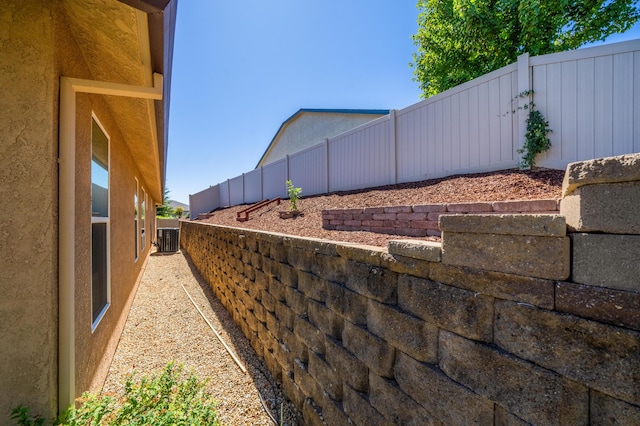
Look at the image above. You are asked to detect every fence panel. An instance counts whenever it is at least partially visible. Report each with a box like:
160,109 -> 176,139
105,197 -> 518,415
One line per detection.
229,175 -> 244,206
289,142 -> 328,196
530,39 -> 640,169
219,180 -> 230,208
328,116 -> 394,192
262,157 -> 288,199
395,63 -> 519,182
244,169 -> 263,203
189,184 -> 220,218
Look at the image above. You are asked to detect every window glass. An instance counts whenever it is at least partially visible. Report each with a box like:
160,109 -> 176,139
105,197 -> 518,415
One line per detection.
91,117 -> 110,327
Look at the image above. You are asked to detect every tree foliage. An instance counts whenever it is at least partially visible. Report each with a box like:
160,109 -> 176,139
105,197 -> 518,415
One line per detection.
156,187 -> 173,217
411,0 -> 639,97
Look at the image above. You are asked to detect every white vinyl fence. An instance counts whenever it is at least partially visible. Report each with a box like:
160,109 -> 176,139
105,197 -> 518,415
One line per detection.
190,39 -> 640,217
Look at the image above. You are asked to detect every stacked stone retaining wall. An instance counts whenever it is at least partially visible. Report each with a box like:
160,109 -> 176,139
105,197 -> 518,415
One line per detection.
180,153 -> 640,425
322,199 -> 559,237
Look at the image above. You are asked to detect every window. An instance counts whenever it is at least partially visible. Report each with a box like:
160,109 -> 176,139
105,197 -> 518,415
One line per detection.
141,188 -> 146,251
134,178 -> 139,261
91,117 -> 110,329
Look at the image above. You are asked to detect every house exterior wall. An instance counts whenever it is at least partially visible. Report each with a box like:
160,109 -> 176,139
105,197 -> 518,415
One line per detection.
0,1 -> 160,419
259,112 -> 387,167
0,2 -> 59,418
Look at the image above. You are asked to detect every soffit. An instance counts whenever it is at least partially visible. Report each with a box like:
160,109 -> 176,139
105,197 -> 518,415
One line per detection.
62,0 -> 162,201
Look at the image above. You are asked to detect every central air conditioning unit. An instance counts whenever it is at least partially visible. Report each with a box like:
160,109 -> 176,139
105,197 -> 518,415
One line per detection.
157,228 -> 179,253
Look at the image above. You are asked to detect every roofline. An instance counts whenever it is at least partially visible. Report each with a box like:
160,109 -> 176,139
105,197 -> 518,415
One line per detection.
117,0 -> 177,199
255,108 -> 390,168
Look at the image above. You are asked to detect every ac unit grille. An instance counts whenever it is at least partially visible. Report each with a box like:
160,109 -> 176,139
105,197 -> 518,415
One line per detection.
157,228 -> 179,252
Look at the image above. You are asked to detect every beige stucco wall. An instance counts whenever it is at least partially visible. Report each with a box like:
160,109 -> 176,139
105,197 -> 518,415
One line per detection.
0,2 -> 59,418
0,0 -> 160,419
260,112 -> 386,166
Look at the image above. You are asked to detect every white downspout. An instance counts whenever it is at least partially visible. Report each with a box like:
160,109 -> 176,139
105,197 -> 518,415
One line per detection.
58,73 -> 162,412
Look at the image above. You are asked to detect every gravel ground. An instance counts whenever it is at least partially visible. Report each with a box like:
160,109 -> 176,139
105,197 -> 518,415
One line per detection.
201,168 -> 564,247
102,252 -> 302,426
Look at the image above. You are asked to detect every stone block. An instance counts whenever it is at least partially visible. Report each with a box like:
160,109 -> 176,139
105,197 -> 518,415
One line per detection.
263,349 -> 281,382
294,315 -> 325,355
398,275 -> 493,341
381,253 -> 430,277
293,358 -> 323,410
384,206 -> 413,213
441,231 -> 570,280
268,276 -> 286,301
439,213 -> 566,236
273,340 -> 294,373
447,202 -> 492,213
494,300 -> 640,405
279,263 -> 298,287
369,374 -> 439,426
413,203 -> 447,213
571,233 -> 640,292
275,302 -> 294,331
342,321 -> 395,378
325,336 -> 369,392
308,299 -> 343,339
284,287 -> 307,316
282,326 -> 307,363
561,182 -> 640,234
336,243 -> 386,267
590,389 -> 640,425
261,289 -> 276,313
397,212 -> 427,221
281,371 -> 304,411
492,199 -> 559,213
388,239 -> 442,262
367,300 -> 438,363
297,271 -> 327,303
308,350 -> 343,400
439,330 -> 589,425
321,393 -> 351,426
326,281 -> 368,325
343,384 -> 390,426
429,263 -> 554,309
556,281 -> 640,331
287,246 -> 314,272
562,153 -> 640,197
346,261 -> 398,304
394,352 -> 494,425
310,253 -> 347,283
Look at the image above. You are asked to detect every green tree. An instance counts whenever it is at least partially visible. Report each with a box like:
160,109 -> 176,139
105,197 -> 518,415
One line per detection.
411,0 -> 639,97
156,187 -> 173,217
174,206 -> 184,218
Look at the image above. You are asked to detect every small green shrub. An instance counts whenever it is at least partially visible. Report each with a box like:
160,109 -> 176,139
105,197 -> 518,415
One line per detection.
518,109 -> 552,169
10,405 -> 46,426
286,180 -> 302,211
59,362 -> 219,426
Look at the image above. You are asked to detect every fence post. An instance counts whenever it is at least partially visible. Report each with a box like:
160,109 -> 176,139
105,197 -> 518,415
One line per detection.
260,166 -> 264,201
389,109 -> 397,184
226,179 -> 231,207
517,53 -> 531,156
241,173 -> 245,204
324,138 -> 330,193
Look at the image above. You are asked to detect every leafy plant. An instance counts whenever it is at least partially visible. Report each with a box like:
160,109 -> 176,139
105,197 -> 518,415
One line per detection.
174,206 -> 184,218
286,180 -> 302,211
518,109 -> 552,169
58,362 -> 219,426
10,405 -> 46,426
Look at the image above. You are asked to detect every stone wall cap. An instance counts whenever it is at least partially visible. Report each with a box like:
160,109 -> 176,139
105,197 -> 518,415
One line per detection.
562,153 -> 640,197
388,240 -> 442,262
439,214 -> 566,237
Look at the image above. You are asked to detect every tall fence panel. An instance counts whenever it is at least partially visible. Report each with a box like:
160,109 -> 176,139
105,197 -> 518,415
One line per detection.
262,157 -> 288,199
189,184 -> 220,217
328,116 -> 394,192
530,39 -> 640,169
219,180 -> 230,208
244,168 -> 263,203
229,175 -> 244,206
395,63 -> 520,182
288,142 -> 328,196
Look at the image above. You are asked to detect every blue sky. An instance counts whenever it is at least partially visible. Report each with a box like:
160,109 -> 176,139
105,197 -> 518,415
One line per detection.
166,1 -> 640,204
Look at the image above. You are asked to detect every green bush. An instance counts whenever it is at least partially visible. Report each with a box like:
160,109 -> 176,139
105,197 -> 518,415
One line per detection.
12,363 -> 220,426
286,180 -> 302,211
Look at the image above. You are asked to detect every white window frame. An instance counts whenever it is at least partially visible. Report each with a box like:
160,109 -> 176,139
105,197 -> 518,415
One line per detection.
91,114 -> 111,332
134,177 -> 139,262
